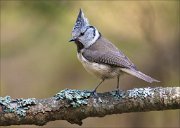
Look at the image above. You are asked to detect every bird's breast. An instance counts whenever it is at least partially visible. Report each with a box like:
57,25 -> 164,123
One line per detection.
77,52 -> 121,79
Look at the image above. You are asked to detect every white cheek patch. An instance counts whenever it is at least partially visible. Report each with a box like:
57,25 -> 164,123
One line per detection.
85,28 -> 100,48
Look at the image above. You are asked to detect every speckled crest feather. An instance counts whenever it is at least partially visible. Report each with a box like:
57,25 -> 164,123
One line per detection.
72,9 -> 89,38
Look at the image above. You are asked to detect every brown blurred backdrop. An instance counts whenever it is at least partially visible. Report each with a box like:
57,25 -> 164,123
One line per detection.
0,1 -> 179,128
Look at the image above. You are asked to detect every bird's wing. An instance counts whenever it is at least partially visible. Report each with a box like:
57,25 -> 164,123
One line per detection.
82,49 -> 137,69
82,49 -> 161,83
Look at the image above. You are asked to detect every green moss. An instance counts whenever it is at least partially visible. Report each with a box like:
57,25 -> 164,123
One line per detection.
0,96 -> 36,116
54,89 -> 91,108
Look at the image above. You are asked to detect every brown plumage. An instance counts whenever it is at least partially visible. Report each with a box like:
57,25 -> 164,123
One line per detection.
80,36 -> 160,83
71,9 -> 160,92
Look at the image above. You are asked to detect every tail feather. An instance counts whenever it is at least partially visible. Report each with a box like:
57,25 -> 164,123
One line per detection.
121,68 -> 160,83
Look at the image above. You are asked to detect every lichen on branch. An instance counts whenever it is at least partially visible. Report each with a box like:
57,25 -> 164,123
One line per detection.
0,87 -> 180,126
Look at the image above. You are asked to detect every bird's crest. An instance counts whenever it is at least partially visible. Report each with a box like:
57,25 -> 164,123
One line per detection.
71,9 -> 89,38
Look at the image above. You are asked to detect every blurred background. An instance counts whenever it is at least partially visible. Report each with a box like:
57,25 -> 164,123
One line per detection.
0,1 -> 179,127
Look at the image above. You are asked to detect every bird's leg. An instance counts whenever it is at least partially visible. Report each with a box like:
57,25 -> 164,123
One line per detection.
115,75 -> 121,96
92,79 -> 104,92
90,79 -> 104,97
117,75 -> 120,90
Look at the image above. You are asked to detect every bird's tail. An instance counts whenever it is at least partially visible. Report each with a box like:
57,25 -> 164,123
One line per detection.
121,68 -> 160,83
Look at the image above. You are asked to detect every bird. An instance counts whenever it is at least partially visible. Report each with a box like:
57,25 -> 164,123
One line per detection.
69,9 -> 160,93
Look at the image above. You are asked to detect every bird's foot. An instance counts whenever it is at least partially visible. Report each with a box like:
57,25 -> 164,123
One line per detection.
87,90 -> 103,102
115,89 -> 123,98
88,89 -> 98,97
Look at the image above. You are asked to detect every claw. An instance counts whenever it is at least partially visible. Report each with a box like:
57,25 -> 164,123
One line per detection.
115,89 -> 123,97
88,89 -> 98,97
87,89 -> 103,102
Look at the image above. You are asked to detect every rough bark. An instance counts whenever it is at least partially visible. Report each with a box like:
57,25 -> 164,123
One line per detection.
0,87 -> 179,126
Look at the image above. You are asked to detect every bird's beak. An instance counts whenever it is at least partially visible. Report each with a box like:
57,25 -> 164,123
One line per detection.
69,38 -> 75,42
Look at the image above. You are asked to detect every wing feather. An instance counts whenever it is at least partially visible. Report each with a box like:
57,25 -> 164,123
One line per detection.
82,50 -> 137,69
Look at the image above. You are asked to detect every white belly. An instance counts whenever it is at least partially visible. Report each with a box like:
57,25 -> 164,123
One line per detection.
77,53 -> 121,79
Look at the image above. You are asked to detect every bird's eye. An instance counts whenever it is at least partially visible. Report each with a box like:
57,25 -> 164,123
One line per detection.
80,32 -> 84,36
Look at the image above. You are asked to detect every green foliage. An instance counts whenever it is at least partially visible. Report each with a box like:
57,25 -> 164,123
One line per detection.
20,1 -> 71,19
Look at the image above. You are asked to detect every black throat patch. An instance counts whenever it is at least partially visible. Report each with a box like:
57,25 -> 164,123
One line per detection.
75,40 -> 84,52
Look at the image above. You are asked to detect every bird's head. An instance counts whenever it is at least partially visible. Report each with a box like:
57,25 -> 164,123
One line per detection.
69,9 -> 100,48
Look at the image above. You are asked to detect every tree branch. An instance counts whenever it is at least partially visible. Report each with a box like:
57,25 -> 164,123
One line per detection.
0,87 -> 179,126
